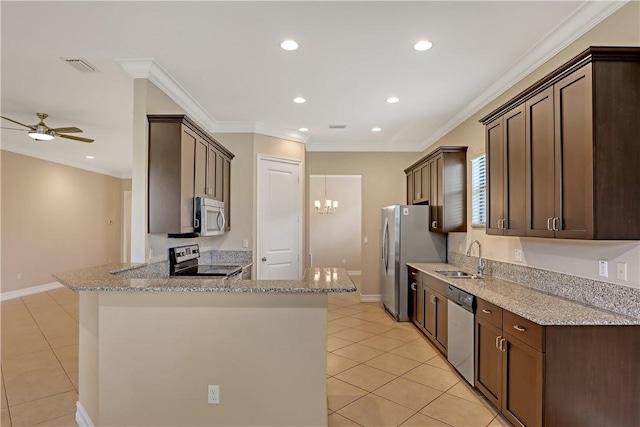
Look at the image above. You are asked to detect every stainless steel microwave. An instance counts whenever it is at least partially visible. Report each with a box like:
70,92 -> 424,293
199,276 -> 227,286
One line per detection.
195,197 -> 225,236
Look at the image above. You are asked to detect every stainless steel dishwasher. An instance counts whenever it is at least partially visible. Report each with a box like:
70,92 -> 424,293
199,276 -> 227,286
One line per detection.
447,285 -> 476,386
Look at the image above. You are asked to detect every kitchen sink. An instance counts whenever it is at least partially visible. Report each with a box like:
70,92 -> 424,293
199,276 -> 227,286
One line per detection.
435,270 -> 477,279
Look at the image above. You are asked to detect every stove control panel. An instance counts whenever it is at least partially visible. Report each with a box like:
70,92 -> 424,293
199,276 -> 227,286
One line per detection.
170,244 -> 200,264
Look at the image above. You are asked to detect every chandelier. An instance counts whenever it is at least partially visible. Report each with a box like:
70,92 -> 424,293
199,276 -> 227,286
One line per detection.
314,175 -> 338,214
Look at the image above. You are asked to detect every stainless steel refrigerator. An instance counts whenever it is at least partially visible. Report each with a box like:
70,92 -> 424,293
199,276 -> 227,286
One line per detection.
381,205 -> 447,321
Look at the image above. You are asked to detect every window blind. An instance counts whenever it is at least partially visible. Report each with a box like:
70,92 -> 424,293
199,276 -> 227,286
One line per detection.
471,155 -> 486,226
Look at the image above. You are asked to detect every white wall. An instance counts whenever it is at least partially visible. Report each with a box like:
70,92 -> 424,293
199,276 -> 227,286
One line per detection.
309,175 -> 362,272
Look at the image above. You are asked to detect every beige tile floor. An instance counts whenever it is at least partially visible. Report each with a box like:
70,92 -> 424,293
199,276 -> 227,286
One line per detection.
1,285 -> 510,427
327,290 -> 511,427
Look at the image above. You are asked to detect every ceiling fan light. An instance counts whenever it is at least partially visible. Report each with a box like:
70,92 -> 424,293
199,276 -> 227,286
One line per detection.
28,132 -> 54,140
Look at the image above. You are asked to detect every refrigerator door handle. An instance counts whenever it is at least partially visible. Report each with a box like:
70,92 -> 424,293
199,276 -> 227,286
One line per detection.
382,217 -> 389,272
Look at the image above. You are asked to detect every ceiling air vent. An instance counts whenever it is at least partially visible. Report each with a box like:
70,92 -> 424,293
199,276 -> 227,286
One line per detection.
328,125 -> 347,129
62,58 -> 99,72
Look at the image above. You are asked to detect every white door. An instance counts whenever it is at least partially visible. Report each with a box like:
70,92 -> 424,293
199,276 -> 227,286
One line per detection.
257,156 -> 301,280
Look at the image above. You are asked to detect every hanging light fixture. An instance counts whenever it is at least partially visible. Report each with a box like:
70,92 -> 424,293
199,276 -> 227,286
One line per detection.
314,175 -> 338,214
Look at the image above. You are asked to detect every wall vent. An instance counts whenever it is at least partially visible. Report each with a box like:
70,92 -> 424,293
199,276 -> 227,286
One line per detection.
61,58 -> 99,72
328,125 -> 347,129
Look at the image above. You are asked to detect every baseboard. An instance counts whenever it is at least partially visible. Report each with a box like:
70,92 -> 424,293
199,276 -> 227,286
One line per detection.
346,270 -> 361,276
359,294 -> 381,303
76,401 -> 95,427
0,282 -> 63,301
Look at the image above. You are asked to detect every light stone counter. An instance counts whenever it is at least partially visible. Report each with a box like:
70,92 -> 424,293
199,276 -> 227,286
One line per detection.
53,263 -> 356,293
408,263 -> 639,326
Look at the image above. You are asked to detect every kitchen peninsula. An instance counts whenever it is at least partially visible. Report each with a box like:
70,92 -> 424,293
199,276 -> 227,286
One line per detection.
54,263 -> 356,427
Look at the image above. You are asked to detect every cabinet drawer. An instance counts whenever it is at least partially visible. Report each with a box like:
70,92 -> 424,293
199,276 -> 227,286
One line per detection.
476,298 -> 503,328
409,268 -> 422,284
503,310 -> 545,352
423,274 -> 448,295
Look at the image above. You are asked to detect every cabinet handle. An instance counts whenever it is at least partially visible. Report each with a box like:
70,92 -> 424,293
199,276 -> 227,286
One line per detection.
553,217 -> 559,231
411,271 -> 417,277
411,283 -> 417,291
418,192 -> 422,199
482,309 -> 491,314
547,218 -> 553,231
262,257 -> 267,262
500,338 -> 506,352
430,295 -> 436,304
513,325 -> 526,332
495,335 -> 501,349
432,221 -> 438,228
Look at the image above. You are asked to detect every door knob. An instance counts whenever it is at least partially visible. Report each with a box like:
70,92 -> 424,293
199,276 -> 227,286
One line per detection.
262,257 -> 267,262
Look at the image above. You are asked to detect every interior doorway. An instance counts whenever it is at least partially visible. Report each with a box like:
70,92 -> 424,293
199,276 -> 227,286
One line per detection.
309,175 -> 362,276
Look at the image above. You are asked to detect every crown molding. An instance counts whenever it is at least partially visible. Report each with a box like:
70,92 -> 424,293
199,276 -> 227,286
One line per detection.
116,58 -> 308,144
305,141 -> 420,152
418,0 -> 627,151
1,145 -> 130,179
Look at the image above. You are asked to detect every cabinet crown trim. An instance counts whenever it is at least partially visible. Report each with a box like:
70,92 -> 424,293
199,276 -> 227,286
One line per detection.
479,46 -> 640,125
404,146 -> 468,173
147,114 -> 235,159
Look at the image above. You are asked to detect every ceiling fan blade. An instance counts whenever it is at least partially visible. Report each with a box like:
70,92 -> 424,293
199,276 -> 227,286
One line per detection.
0,126 -> 28,131
56,133 -> 94,143
0,116 -> 35,130
50,126 -> 83,133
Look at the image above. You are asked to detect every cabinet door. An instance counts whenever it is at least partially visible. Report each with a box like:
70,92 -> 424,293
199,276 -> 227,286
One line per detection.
475,317 -> 503,409
192,131 -> 207,199
429,156 -> 443,232
406,172 -> 413,204
413,167 -> 422,203
525,87 -> 556,238
486,117 -> 505,235
502,333 -> 544,427
554,65 -> 593,239
223,157 -> 231,230
416,283 -> 425,329
504,105 -> 527,236
419,162 -> 430,203
434,291 -> 448,353
206,145 -> 217,198
215,151 -> 224,201
424,287 -> 436,338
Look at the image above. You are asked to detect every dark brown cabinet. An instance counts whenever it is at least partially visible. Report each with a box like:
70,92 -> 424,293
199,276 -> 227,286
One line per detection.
481,46 -> 640,240
147,115 -> 234,234
475,296 -> 639,427
405,146 -> 467,233
486,105 -> 526,236
408,267 -> 448,355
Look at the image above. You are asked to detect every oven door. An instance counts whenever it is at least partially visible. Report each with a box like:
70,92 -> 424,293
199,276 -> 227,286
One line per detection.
195,197 -> 226,236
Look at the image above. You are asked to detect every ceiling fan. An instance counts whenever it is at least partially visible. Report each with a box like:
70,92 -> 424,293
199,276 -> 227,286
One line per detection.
0,113 -> 94,143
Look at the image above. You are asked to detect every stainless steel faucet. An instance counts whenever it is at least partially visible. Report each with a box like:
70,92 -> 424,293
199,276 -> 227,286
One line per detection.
466,240 -> 485,277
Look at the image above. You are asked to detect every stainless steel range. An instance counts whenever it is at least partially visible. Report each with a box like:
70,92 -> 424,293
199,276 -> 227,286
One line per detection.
169,244 -> 242,279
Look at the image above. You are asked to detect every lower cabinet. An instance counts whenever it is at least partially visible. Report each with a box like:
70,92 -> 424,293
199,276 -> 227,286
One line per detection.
475,297 -> 638,427
408,267 -> 448,356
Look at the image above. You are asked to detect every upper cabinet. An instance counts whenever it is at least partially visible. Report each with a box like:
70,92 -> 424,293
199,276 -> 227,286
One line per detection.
405,146 -> 467,233
481,47 -> 640,240
147,115 -> 234,235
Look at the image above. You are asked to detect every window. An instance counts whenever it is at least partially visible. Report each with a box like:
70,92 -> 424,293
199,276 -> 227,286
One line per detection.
471,155 -> 486,227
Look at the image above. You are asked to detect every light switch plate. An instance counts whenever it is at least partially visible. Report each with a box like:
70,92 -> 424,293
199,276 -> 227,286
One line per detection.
598,260 -> 608,277
514,249 -> 523,263
616,262 -> 627,281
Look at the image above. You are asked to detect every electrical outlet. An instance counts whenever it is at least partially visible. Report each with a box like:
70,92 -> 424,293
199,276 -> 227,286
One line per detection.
514,249 -> 523,263
208,385 -> 220,404
598,260 -> 608,277
616,262 -> 627,281
242,239 -> 249,248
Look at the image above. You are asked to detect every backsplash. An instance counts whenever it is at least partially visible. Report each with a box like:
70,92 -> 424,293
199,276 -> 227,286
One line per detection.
204,250 -> 253,264
449,251 -> 640,319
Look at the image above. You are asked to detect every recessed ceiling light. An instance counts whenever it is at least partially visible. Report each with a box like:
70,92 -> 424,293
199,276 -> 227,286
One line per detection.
413,40 -> 433,51
386,97 -> 400,104
371,127 -> 382,132
293,97 -> 306,104
298,127 -> 309,132
85,155 -> 95,159
280,40 -> 299,51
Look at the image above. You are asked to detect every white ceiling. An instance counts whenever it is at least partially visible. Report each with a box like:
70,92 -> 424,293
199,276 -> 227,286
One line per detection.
0,1 -> 624,178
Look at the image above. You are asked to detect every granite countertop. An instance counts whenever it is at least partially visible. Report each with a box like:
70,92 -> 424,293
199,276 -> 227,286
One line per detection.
53,263 -> 356,293
408,263 -> 639,326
